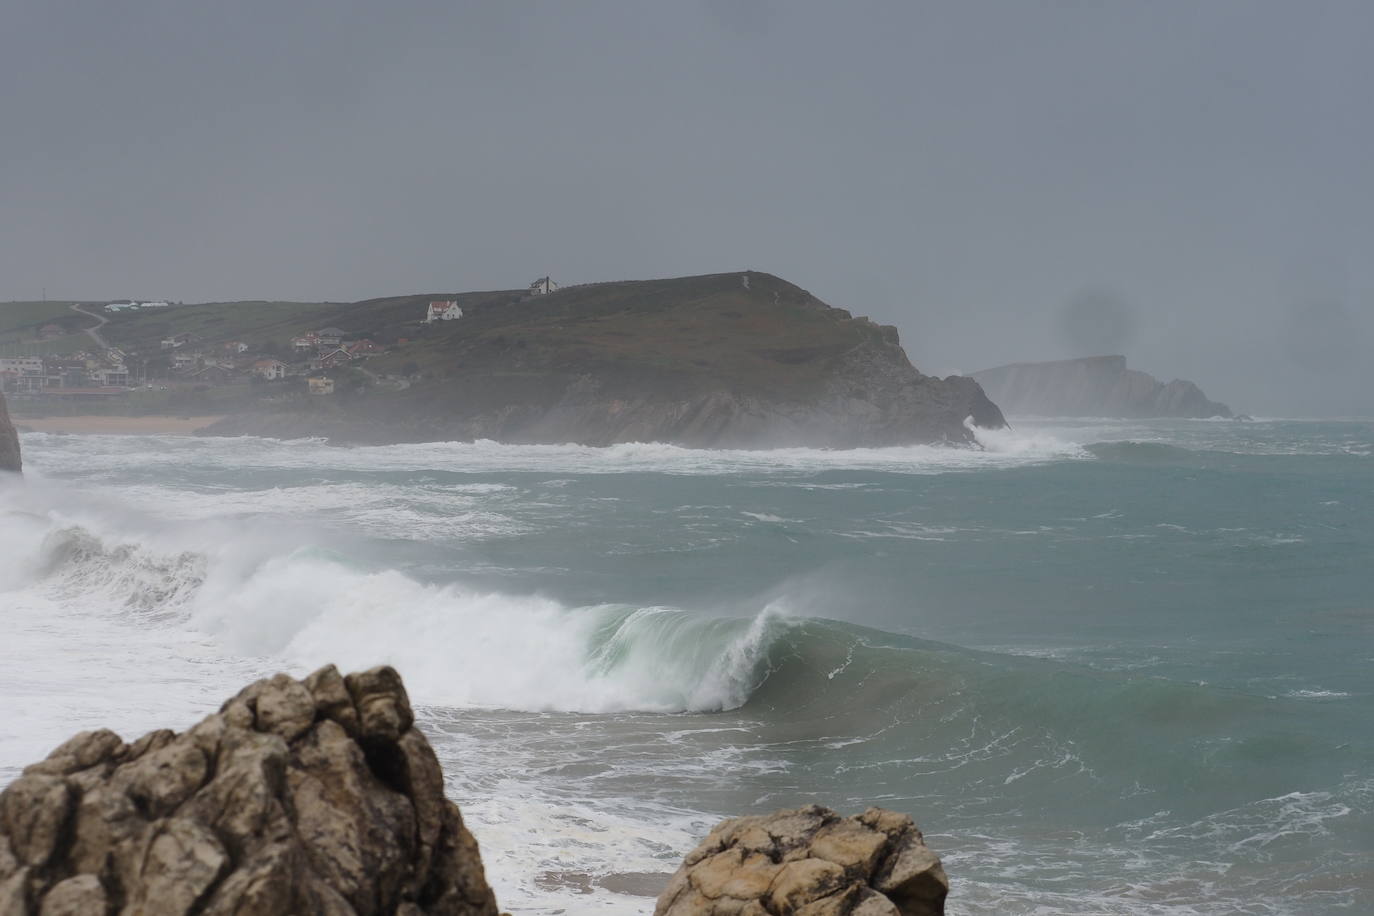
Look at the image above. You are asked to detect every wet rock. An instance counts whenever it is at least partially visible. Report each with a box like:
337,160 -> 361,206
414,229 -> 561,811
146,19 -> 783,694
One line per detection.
0,391 -> 19,474
0,665 -> 500,915
656,805 -> 947,916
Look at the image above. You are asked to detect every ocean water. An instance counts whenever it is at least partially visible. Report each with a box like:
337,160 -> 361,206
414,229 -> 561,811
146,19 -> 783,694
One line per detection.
1,418 -> 1371,914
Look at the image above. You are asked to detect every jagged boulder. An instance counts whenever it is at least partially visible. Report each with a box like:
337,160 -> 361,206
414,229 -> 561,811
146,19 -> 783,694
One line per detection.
0,391 -> 20,473
0,666 -> 500,916
655,805 -> 947,916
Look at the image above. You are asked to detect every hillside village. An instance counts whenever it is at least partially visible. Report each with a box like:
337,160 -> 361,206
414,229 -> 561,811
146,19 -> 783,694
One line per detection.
0,278 -> 560,411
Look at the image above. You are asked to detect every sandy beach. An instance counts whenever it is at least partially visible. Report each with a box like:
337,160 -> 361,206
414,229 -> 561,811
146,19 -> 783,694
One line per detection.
13,415 -> 224,436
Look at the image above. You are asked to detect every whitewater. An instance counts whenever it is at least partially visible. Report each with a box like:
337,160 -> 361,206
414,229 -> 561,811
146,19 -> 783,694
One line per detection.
2,418 -> 1371,914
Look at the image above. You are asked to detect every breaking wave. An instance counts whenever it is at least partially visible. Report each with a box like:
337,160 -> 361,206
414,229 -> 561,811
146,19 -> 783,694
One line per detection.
1,506 -> 790,714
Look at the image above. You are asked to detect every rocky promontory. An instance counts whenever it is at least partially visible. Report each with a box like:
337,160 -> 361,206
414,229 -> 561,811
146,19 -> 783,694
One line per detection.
0,391 -> 20,473
0,665 -> 499,915
0,666 -> 951,916
203,273 -> 1006,447
971,355 -> 1232,418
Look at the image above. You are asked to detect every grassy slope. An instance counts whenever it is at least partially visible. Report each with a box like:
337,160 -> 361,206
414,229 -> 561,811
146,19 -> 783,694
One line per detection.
0,301 -> 95,357
365,273 -> 895,414
98,301 -> 342,352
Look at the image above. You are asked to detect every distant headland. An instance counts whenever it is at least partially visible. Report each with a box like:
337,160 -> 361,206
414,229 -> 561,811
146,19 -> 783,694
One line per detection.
972,355 -> 1232,419
3,273 -> 1006,448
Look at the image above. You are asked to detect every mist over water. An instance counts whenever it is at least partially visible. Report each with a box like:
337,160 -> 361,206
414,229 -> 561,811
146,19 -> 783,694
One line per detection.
2,420 -> 1372,914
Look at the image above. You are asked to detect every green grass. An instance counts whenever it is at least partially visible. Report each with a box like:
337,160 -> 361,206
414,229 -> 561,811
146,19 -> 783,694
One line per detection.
100,301 -> 342,354
0,332 -> 93,357
0,301 -> 82,335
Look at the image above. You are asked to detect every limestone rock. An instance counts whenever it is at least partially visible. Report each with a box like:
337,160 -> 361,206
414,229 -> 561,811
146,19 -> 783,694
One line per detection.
656,805 -> 947,916
0,391 -> 19,473
0,664 -> 499,916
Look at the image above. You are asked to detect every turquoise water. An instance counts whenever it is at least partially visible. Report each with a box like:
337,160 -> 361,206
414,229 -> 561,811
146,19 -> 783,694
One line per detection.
1,418 -> 1370,913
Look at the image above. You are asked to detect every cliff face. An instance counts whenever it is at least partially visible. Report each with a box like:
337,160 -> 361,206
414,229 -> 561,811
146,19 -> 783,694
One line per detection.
0,391 -> 20,473
0,665 -> 499,916
205,273 -> 1006,447
972,355 -> 1232,419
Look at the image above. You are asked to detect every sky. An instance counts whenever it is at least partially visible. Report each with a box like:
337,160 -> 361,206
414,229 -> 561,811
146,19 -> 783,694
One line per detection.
2,1 -> 1371,415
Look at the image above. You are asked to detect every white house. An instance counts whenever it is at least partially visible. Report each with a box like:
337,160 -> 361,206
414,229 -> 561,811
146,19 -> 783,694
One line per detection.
426,300 -> 462,323
317,328 -> 347,347
252,359 -> 288,380
0,357 -> 44,377
529,277 -> 558,296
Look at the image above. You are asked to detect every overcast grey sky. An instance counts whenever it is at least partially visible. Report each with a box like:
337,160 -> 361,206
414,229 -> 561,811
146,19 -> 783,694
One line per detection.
3,1 -> 1371,415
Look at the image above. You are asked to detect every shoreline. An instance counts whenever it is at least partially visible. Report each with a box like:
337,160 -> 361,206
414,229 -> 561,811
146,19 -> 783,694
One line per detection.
13,414 -> 225,436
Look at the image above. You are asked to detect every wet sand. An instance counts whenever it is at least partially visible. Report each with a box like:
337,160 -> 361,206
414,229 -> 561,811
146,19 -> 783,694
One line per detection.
14,415 -> 224,436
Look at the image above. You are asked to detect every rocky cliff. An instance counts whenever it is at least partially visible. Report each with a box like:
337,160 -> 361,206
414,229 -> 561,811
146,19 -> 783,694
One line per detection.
204,273 -> 1006,447
0,665 -> 499,916
0,391 -> 20,473
971,355 -> 1232,419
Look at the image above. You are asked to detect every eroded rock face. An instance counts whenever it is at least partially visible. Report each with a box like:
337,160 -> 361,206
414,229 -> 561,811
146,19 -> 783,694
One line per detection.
972,355 -> 1232,419
0,666 -> 499,916
0,391 -> 20,473
655,805 -> 948,916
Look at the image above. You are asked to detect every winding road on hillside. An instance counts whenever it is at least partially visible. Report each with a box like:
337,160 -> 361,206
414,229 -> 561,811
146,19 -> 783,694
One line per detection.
70,303 -> 110,349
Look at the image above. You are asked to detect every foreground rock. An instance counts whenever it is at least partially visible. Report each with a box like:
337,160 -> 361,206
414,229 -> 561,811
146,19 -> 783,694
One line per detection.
972,355 -> 1232,418
0,665 -> 499,915
0,391 -> 19,473
655,805 -> 947,916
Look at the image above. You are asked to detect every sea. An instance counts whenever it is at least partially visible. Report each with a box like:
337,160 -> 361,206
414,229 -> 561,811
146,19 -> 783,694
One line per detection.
1,417 -> 1371,914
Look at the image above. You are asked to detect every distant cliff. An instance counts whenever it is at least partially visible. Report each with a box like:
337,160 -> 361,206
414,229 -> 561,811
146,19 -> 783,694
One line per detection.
206,272 -> 1006,447
0,392 -> 20,473
971,356 -> 1232,419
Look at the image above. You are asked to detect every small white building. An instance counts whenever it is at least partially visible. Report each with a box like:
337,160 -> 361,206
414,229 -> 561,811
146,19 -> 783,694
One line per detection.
529,276 -> 558,296
252,359 -> 288,380
426,300 -> 463,323
0,357 -> 44,377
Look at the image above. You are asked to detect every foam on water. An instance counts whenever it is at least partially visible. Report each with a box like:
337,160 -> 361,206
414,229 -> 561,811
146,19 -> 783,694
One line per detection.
21,426 -> 1086,478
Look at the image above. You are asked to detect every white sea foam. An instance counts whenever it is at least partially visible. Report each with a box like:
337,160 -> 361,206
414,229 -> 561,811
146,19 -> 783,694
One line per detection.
20,426 -> 1086,478
1,480 -> 787,718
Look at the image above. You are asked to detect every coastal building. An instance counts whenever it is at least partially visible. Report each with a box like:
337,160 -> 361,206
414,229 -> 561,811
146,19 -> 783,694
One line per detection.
426,301 -> 462,323
317,328 -> 347,347
346,339 -> 383,357
222,341 -> 250,354
251,359 -> 288,380
91,367 -> 129,387
314,348 -> 353,369
161,333 -> 191,350
307,376 -> 335,395
529,277 -> 558,296
291,334 -> 320,352
0,357 -> 45,378
189,365 -> 240,386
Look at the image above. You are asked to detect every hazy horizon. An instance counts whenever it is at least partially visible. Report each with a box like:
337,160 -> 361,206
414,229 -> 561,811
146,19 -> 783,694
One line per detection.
4,1 -> 1372,416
